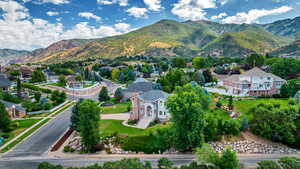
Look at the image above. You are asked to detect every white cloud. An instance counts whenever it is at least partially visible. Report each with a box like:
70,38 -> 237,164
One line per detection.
219,0 -> 228,5
40,0 -> 70,4
78,12 -> 101,21
114,23 -> 131,32
171,0 -> 216,21
47,11 -> 59,16
222,6 -> 293,24
0,1 -> 130,50
126,7 -> 148,18
97,0 -> 128,6
144,0 -> 163,11
211,12 -> 227,20
24,0 -> 70,5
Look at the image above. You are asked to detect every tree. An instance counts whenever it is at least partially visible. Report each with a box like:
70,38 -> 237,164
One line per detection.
196,143 -> 219,166
269,58 -> 300,80
241,117 -> 249,131
10,70 -> 20,77
98,87 -> 110,102
228,95 -> 234,110
256,160 -> 281,169
171,57 -> 186,68
158,158 -> 174,169
192,57 -> 208,69
166,84 -> 211,151
31,70 -> 46,83
84,68 -> 91,81
111,68 -> 120,81
246,54 -> 265,68
78,99 -> 101,152
118,72 -> 125,83
127,69 -> 135,81
218,147 -> 240,169
114,88 -> 123,102
0,102 -> 11,131
51,90 -> 67,105
16,78 -> 22,97
75,75 -> 83,82
202,69 -> 213,83
34,92 -> 42,102
278,157 -> 300,169
58,75 -> 67,87
70,99 -> 84,131
280,78 -> 300,98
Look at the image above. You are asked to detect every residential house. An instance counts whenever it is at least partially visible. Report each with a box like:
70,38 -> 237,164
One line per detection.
0,100 -> 26,119
0,74 -> 12,92
123,78 -> 170,128
223,67 -> 286,97
122,78 -> 154,101
44,69 -> 59,82
20,66 -> 33,79
130,90 -> 170,129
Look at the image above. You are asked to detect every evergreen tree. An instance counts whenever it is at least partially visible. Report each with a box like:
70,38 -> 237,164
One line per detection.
114,88 -> 123,102
98,87 -> 110,102
218,147 -> 240,169
78,100 -> 101,152
34,92 -> 42,102
228,96 -> 234,110
118,72 -> 125,83
17,78 -> 22,97
70,99 -> 84,131
127,69 -> 135,81
0,102 -> 11,131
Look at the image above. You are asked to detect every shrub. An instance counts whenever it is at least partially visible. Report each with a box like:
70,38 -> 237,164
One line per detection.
256,160 -> 281,169
11,121 -> 20,129
127,119 -> 138,125
158,158 -> 173,169
63,145 -> 75,153
278,157 -> 300,169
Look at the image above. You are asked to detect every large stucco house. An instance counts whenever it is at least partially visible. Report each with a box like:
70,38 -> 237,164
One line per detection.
223,67 -> 286,97
1,100 -> 26,119
125,78 -> 171,129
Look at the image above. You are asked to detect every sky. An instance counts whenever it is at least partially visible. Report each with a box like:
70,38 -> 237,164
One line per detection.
0,0 -> 299,51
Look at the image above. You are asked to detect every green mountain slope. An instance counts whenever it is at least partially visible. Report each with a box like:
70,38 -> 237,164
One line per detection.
270,40 -> 300,58
201,27 -> 291,57
26,18 -> 297,63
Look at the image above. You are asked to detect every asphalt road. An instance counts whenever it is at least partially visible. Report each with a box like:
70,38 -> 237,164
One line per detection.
2,106 -> 73,158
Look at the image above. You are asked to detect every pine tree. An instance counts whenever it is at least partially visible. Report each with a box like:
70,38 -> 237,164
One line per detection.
70,99 -> 83,131
114,88 -> 123,102
98,87 -> 110,102
0,102 -> 11,131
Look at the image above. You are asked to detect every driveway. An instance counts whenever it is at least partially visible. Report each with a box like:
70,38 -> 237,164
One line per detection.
101,113 -> 130,121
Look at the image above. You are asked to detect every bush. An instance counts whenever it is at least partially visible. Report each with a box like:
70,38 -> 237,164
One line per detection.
127,119 -> 138,125
158,158 -> 173,169
11,121 -> 20,129
0,133 -> 11,139
278,157 -> 300,169
63,145 -> 75,153
257,160 -> 281,169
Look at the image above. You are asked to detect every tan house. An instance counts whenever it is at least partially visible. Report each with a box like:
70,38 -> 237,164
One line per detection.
223,67 -> 286,97
1,100 -> 26,119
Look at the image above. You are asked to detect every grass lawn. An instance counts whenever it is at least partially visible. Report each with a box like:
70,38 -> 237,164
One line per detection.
102,102 -> 131,114
220,98 -> 289,121
1,118 -> 41,145
100,120 -> 170,136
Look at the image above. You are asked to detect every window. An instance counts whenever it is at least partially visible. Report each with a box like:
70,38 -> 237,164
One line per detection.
276,81 -> 281,88
267,77 -> 271,80
159,111 -> 163,115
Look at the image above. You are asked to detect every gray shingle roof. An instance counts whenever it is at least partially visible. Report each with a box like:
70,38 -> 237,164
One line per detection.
126,82 -> 153,93
0,74 -> 11,88
140,90 -> 170,102
0,100 -> 26,112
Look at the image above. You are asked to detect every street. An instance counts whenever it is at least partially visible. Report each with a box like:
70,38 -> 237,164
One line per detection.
2,106 -> 73,158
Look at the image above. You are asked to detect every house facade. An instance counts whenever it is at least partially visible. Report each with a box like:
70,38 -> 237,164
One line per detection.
1,100 -> 26,119
0,74 -> 12,92
223,67 -> 286,97
130,90 -> 170,129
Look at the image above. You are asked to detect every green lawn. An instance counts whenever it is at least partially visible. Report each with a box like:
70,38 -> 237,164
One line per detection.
100,120 -> 169,136
1,118 -> 41,145
102,102 -> 131,114
220,98 -> 289,121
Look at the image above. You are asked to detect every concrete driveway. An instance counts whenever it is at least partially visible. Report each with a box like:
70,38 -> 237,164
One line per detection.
101,113 -> 130,121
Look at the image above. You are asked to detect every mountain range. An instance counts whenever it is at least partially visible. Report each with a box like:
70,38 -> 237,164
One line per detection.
2,16 -> 300,64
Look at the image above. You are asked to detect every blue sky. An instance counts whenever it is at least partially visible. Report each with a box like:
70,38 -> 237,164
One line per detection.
0,0 -> 299,50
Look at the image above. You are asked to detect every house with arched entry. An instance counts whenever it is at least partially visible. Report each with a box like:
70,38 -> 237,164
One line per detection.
130,89 -> 170,129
